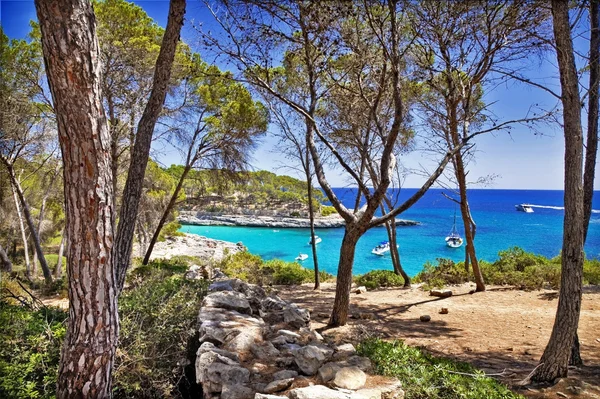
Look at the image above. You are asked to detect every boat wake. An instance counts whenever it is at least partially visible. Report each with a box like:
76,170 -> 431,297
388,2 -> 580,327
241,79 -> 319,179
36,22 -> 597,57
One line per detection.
527,204 -> 600,213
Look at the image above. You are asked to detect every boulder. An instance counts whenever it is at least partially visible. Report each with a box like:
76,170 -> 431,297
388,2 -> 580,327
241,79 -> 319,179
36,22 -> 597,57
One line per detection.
318,362 -> 342,383
221,384 -> 255,399
251,341 -> 281,359
198,308 -> 264,346
332,366 -> 367,390
278,329 -> 302,340
273,369 -> 298,380
279,343 -> 302,356
293,345 -> 332,375
263,378 -> 294,394
209,280 -> 235,292
334,343 -> 357,359
197,342 -> 239,362
196,351 -> 249,394
255,395 -> 288,399
270,335 -> 289,346
283,304 -> 311,328
289,385 -> 352,399
355,286 -> 368,294
203,291 -> 253,314
419,315 -> 431,322
224,330 -> 261,359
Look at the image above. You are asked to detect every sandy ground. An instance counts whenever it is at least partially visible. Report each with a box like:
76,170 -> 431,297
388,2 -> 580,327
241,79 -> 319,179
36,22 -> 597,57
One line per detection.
278,283 -> 600,399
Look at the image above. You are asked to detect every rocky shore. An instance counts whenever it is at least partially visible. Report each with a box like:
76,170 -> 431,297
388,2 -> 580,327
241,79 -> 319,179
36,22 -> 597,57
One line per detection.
178,211 -> 419,229
193,276 -> 404,399
144,233 -> 245,261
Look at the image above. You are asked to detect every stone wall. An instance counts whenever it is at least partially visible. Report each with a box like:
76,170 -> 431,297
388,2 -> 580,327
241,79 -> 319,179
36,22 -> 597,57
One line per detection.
194,277 -> 405,399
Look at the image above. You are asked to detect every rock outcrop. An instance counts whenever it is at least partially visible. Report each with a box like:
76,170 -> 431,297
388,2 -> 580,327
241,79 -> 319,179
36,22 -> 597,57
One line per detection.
194,277 -> 404,399
179,211 -> 419,229
143,233 -> 245,262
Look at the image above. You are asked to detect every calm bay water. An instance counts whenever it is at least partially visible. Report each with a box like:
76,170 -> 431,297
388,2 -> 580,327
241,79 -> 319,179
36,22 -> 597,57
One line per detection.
181,188 -> 600,277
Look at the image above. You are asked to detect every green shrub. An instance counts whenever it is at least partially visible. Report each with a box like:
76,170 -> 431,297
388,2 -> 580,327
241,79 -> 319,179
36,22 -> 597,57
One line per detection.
320,205 -> 337,217
414,258 -> 469,289
114,264 -> 208,398
158,220 -> 185,241
358,339 -> 523,399
289,211 -> 301,217
584,258 -> 600,285
354,270 -> 405,290
218,251 -> 333,285
0,303 -> 66,399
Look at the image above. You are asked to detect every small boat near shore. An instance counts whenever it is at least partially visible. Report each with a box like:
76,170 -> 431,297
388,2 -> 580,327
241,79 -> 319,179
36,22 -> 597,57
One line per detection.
445,211 -> 463,248
308,235 -> 322,245
295,253 -> 309,261
372,241 -> 391,256
515,204 -> 534,213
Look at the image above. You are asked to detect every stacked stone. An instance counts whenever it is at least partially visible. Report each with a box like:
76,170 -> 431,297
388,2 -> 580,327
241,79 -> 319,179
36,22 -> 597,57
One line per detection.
195,278 -> 404,399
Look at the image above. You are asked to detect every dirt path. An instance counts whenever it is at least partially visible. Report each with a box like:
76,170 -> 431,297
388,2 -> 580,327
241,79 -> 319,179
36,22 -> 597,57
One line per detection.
278,283 -> 600,399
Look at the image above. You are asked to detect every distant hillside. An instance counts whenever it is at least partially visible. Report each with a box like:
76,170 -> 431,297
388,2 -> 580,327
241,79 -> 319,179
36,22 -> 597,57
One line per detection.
165,167 -> 329,217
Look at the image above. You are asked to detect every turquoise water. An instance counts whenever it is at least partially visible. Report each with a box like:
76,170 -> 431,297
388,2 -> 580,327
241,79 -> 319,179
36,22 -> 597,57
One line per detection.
181,189 -> 600,277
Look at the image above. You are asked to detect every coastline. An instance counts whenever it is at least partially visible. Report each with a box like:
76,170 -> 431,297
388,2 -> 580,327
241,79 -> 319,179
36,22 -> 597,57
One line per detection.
142,233 -> 245,261
178,211 -> 420,228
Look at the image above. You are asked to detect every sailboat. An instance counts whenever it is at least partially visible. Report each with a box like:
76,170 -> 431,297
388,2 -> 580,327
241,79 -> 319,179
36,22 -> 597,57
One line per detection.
445,210 -> 464,248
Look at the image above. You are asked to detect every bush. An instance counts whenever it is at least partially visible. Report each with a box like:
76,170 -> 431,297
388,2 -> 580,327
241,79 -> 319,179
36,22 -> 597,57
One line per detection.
414,258 -> 469,289
358,339 -> 523,399
289,211 -> 301,217
354,270 -> 405,290
584,258 -> 600,285
320,205 -> 337,217
0,303 -> 66,399
218,251 -> 333,285
114,263 -> 208,398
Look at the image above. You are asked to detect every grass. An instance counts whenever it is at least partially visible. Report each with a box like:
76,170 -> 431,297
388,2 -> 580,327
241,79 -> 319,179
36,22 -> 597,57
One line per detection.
358,339 -> 523,399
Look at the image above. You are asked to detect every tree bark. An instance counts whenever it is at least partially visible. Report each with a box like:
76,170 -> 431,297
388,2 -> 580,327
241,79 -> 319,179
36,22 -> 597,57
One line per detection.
0,243 -> 12,272
35,0 -> 118,396
531,0 -> 585,383
329,226 -> 362,326
8,168 -> 53,283
382,199 -> 410,286
113,0 -> 186,293
305,145 -> 320,290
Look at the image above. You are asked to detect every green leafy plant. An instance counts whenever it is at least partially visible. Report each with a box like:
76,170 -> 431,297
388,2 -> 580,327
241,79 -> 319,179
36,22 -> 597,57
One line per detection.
358,339 -> 523,399
320,205 -> 337,217
354,269 -> 405,289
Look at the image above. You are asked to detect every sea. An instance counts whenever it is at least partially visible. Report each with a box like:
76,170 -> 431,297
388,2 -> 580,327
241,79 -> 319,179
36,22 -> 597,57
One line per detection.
180,188 -> 600,277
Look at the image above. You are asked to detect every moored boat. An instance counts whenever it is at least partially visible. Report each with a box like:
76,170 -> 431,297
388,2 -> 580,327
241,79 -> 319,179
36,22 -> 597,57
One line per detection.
308,235 -> 322,245
295,253 -> 309,261
515,204 -> 534,213
372,241 -> 391,256
445,211 -> 463,248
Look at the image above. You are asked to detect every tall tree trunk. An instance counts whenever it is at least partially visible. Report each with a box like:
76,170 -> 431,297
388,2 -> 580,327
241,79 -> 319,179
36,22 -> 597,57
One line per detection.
531,0 -> 585,383
0,243 -> 12,272
305,146 -> 320,290
113,0 -> 186,293
143,161 -> 192,265
329,226 -> 361,327
570,0 -> 600,368
383,199 -> 410,286
54,231 -> 65,279
35,0 -> 119,396
11,180 -> 31,279
8,169 -> 53,283
455,152 -> 484,291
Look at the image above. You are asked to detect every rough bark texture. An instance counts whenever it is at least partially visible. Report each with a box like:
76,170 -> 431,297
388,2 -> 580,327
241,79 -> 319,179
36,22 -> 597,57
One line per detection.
531,0 -> 585,383
0,243 -> 12,272
35,0 -> 118,397
329,226 -> 362,326
113,0 -> 186,293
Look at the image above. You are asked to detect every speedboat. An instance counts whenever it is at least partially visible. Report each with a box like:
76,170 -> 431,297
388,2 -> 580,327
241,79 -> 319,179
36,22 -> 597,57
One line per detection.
372,241 -> 391,256
308,235 -> 322,245
295,253 -> 308,261
445,211 -> 463,248
515,204 -> 534,213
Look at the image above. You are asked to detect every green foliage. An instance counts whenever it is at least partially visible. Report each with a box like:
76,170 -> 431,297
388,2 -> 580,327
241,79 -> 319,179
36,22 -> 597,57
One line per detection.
354,269 -> 405,290
358,339 -> 523,399
218,251 -> 333,285
320,205 -> 337,217
0,303 -> 66,399
114,261 -> 208,398
414,247 -> 599,290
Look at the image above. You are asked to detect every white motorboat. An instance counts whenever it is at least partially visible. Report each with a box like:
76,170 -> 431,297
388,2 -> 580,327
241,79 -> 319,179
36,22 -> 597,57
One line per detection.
515,204 -> 534,213
308,235 -> 322,245
295,253 -> 309,261
445,211 -> 464,248
372,241 -> 391,256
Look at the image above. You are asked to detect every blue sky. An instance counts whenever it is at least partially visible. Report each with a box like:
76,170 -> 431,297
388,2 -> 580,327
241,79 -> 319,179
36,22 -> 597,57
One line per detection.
1,0 -> 597,190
